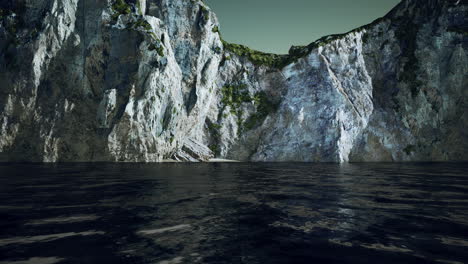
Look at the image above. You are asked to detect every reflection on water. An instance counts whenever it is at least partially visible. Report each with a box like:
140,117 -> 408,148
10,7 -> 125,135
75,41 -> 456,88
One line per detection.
0,163 -> 467,264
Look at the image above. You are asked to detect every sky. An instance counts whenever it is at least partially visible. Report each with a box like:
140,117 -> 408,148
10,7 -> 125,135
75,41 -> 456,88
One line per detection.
204,0 -> 401,54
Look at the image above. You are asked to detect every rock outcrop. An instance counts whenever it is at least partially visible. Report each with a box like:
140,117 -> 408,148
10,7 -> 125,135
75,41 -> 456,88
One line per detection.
0,0 -> 466,162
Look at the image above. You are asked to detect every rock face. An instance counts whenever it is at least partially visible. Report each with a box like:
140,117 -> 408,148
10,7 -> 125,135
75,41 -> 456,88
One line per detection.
0,0 -> 466,162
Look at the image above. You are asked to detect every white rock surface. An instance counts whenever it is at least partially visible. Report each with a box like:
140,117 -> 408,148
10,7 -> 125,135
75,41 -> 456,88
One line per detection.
0,0 -> 466,162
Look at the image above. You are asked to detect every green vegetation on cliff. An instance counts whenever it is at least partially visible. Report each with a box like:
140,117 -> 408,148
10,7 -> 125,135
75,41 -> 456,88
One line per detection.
213,16 -> 387,70
244,91 -> 279,130
220,84 -> 250,134
132,18 -> 152,31
220,39 -> 286,68
111,0 -> 131,20
110,3 -> 165,58
220,84 -> 278,136
149,42 -> 164,57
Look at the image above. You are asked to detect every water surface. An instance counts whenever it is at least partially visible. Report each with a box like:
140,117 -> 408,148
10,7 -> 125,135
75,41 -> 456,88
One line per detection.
0,163 -> 467,264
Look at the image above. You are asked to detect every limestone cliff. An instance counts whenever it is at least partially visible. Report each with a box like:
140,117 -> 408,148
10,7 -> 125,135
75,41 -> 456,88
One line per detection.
0,0 -> 466,162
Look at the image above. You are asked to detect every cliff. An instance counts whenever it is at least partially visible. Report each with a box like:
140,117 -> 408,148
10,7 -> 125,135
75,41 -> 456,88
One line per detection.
0,0 -> 466,162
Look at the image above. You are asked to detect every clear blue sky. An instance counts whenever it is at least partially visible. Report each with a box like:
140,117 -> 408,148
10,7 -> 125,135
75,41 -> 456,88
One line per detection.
205,0 -> 401,54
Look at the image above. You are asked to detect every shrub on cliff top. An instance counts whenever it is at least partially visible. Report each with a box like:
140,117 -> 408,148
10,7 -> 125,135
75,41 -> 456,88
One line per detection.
221,39 -> 285,68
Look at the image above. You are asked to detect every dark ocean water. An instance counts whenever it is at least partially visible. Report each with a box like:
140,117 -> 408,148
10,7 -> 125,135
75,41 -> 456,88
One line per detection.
0,163 -> 467,264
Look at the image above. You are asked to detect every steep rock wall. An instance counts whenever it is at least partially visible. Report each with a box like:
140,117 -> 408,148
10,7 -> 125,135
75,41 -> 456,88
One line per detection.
0,0 -> 466,162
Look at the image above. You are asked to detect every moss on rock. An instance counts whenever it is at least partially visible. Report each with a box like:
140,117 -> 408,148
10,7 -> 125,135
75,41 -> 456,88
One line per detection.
133,18 -> 152,31
244,91 -> 279,130
111,0 -> 131,21
149,43 -> 164,57
200,5 -> 210,24
220,84 -> 279,135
